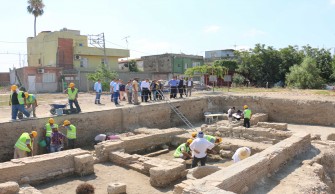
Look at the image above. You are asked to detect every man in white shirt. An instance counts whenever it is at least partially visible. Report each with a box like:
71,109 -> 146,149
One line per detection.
140,79 -> 150,102
189,131 -> 215,168
186,78 -> 193,97
227,107 -> 235,123
94,79 -> 102,104
232,147 -> 251,163
113,79 -> 120,106
110,79 -> 116,102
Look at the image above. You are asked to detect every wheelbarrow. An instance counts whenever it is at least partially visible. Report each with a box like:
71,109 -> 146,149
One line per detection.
49,103 -> 68,115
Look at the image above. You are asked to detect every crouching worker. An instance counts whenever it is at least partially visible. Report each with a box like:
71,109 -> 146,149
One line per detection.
174,139 -> 193,160
50,125 -> 66,153
204,135 -> 222,144
232,147 -> 251,163
14,131 -> 37,159
94,134 -> 107,145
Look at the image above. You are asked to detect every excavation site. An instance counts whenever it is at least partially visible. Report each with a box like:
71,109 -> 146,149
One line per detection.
1,95 -> 335,194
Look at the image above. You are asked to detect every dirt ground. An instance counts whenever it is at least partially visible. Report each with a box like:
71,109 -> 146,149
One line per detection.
36,163 -> 175,194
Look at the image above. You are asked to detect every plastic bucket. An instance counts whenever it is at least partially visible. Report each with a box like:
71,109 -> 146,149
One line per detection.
39,140 -> 47,147
56,108 -> 63,116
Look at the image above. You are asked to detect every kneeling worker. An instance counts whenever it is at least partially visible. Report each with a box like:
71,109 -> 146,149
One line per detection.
204,134 -> 222,144
174,139 -> 193,160
14,131 -> 37,159
232,147 -> 251,163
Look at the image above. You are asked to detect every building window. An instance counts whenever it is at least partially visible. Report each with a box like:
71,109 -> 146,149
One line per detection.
79,43 -> 83,47
42,73 -> 55,83
227,54 -> 230,57
80,58 -> 88,68
38,58 -> 41,65
184,63 -> 188,70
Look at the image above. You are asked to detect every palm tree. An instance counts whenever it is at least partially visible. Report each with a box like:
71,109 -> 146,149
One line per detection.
27,0 -> 45,37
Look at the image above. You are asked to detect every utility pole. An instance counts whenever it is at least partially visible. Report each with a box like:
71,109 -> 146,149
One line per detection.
88,33 -> 108,69
122,36 -> 130,71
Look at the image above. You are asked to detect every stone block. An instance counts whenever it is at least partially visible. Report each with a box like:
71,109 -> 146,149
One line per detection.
150,163 -> 186,187
327,133 -> 335,141
74,154 -> 94,176
257,122 -> 288,131
0,181 -> 19,194
187,166 -> 221,179
107,182 -> 126,194
19,184 -> 42,194
250,113 -> 268,125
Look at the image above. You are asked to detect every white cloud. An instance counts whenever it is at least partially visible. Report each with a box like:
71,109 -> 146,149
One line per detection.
330,0 -> 335,5
204,25 -> 221,33
242,28 -> 266,38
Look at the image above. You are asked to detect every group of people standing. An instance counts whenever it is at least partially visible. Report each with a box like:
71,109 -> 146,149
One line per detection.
168,76 -> 194,99
227,105 -> 252,128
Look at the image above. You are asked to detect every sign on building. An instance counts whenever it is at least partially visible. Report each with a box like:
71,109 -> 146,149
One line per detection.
209,75 -> 217,82
224,75 -> 232,82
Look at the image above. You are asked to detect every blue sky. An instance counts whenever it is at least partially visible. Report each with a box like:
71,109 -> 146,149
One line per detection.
0,0 -> 334,72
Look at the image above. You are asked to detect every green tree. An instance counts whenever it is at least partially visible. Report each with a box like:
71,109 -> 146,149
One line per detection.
214,59 -> 238,71
27,0 -> 45,37
286,57 -> 325,89
128,60 -> 139,72
278,45 -> 304,82
87,64 -> 118,91
232,73 -> 245,86
314,48 -> 333,82
184,64 -> 227,79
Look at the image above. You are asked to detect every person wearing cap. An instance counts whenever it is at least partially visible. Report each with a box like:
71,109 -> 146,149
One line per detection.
189,131 -> 215,168
25,92 -> 38,117
64,82 -> 81,113
204,135 -> 222,144
227,107 -> 235,123
50,124 -> 66,153
14,131 -> 37,159
243,105 -> 252,128
232,147 -> 251,163
93,79 -> 102,104
9,85 -> 30,121
173,139 -> 193,160
132,78 -> 140,105
43,118 -> 58,153
62,120 -> 76,149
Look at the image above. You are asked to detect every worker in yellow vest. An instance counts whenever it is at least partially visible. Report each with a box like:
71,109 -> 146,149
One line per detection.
204,135 -> 222,144
14,131 -> 37,159
43,118 -> 58,153
174,139 -> 193,160
243,105 -> 252,128
24,92 -> 38,117
62,120 -> 76,149
9,85 -> 30,121
64,83 -> 81,113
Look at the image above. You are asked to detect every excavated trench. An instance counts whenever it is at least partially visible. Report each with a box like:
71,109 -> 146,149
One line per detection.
2,96 -> 335,193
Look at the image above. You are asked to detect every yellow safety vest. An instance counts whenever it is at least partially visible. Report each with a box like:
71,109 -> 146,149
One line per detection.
67,124 -> 76,139
205,135 -> 215,143
45,123 -> 58,137
244,109 -> 252,119
15,132 -> 31,152
67,88 -> 78,100
27,94 -> 35,104
173,143 -> 190,158
10,91 -> 25,105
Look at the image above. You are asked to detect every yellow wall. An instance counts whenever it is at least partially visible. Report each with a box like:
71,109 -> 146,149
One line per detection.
73,56 -> 119,71
27,30 -> 129,71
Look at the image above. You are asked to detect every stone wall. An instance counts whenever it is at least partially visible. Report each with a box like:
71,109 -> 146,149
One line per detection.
1,95 -> 335,162
0,149 -> 89,185
178,132 -> 311,194
95,128 -> 186,162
